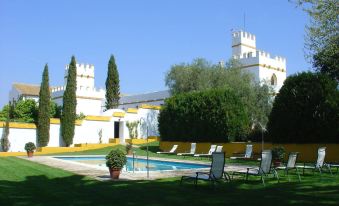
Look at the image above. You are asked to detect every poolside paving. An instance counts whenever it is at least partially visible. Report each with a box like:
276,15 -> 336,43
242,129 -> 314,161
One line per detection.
19,155 -> 250,181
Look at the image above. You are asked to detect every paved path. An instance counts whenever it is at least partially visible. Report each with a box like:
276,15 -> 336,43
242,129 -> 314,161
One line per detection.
20,155 -> 249,181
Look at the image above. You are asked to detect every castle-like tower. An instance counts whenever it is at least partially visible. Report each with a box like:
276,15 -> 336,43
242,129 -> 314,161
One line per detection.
232,31 -> 287,93
51,63 -> 105,115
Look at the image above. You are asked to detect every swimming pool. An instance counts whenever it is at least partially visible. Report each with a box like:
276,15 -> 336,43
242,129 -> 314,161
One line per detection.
55,156 -> 209,172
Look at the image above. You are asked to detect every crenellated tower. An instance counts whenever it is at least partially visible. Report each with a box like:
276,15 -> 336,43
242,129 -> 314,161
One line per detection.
52,63 -> 105,115
231,30 -> 287,93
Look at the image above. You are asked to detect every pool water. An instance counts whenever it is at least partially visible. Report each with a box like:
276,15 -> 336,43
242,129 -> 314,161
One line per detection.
55,156 -> 209,172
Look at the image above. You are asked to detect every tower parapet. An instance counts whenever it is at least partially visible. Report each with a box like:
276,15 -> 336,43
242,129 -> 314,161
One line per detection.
232,30 -> 256,55
64,63 -> 95,90
231,30 -> 287,93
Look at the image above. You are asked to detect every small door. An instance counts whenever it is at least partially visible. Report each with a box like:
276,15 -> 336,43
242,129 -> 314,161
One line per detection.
114,122 -> 120,138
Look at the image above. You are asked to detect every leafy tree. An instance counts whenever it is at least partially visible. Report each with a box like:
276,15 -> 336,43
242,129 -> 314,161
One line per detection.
61,56 -> 77,146
13,99 -> 37,122
126,121 -> 140,138
50,101 -> 62,118
293,0 -> 339,81
165,58 -> 273,128
37,64 -> 51,147
267,72 -> 339,143
0,118 -> 10,152
105,55 -> 120,110
159,88 -> 250,142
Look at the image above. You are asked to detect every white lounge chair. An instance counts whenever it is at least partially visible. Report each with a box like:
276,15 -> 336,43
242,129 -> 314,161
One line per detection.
215,145 -> 223,152
157,144 -> 178,154
181,152 -> 230,187
296,147 -> 332,176
177,143 -> 196,156
232,150 -> 278,186
276,152 -> 301,182
230,144 -> 253,160
194,144 -> 217,157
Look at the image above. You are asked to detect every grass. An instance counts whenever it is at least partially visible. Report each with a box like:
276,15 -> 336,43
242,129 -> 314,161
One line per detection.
0,157 -> 338,206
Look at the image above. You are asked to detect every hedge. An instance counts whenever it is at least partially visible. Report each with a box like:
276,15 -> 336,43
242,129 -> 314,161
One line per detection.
267,72 -> 339,143
158,88 -> 250,142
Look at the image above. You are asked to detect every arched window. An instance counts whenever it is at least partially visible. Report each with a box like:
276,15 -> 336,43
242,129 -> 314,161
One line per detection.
271,74 -> 277,86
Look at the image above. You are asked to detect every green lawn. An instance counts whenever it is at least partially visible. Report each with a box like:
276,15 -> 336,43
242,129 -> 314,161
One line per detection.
0,157 -> 338,206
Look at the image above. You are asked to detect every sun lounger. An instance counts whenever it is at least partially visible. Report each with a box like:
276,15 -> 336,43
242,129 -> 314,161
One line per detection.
275,152 -> 301,182
194,144 -> 217,157
157,144 -> 178,154
181,152 -> 230,187
232,150 -> 278,186
230,144 -> 253,160
177,143 -> 196,156
296,147 -> 332,176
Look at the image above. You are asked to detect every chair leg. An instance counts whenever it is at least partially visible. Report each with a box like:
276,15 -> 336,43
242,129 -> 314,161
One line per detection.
327,164 -> 333,176
224,172 -> 231,182
286,169 -> 290,182
273,169 -> 279,183
261,175 -> 265,186
296,167 -> 301,182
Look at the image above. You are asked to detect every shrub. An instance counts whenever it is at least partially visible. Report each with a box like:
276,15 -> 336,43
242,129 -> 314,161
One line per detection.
24,142 -> 36,152
158,88 -> 250,142
272,146 -> 285,161
105,149 -> 127,169
267,72 -> 339,143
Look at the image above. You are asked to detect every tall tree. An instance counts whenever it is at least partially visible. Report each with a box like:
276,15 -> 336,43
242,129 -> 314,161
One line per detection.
37,64 -> 51,147
293,0 -> 339,81
61,56 -> 77,146
0,118 -> 10,152
105,55 -> 120,110
165,58 -> 273,127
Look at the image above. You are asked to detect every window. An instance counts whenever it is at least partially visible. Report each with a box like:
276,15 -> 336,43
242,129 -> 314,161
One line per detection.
271,74 -> 277,86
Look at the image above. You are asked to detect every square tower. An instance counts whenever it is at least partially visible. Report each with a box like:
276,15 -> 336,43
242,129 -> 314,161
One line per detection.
52,63 -> 105,115
231,30 -> 287,93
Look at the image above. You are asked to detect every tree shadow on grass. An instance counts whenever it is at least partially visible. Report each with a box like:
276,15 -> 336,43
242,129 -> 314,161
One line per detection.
0,174 -> 338,206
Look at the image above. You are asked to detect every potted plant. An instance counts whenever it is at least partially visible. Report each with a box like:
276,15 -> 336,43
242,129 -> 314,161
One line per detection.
126,142 -> 133,155
24,142 -> 36,157
272,146 -> 285,167
106,149 -> 127,179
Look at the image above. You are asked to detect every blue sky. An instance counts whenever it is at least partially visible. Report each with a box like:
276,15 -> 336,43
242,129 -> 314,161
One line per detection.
0,0 -> 311,107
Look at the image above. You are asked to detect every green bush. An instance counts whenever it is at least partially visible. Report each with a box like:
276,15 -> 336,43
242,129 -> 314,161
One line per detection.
158,88 -> 250,142
24,142 -> 36,152
267,72 -> 339,143
105,149 -> 127,169
272,146 -> 285,161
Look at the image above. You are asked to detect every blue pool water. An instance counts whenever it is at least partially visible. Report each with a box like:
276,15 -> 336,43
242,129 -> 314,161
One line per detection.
55,156 -> 209,172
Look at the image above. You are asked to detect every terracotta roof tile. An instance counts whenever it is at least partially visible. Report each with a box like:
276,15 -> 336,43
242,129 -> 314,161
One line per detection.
13,83 -> 41,96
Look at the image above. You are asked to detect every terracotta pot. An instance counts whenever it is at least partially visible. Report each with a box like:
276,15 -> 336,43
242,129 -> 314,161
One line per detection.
127,150 -> 133,155
109,168 -> 121,179
27,151 -> 34,158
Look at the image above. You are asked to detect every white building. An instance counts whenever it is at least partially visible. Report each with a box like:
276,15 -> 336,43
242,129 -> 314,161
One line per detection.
232,30 -> 287,93
9,83 -> 41,102
51,63 -> 105,115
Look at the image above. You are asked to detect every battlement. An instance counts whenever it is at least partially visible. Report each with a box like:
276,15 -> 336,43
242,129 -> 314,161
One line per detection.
232,30 -> 256,41
64,63 -> 95,78
233,50 -> 286,63
65,63 -> 94,70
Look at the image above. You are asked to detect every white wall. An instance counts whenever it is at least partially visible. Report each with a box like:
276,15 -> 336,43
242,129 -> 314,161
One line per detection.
0,108 -> 160,151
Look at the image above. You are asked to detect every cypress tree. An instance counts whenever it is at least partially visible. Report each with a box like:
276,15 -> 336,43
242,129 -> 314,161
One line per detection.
61,56 -> 77,146
37,64 -> 51,147
105,55 -> 120,110
0,118 -> 10,152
